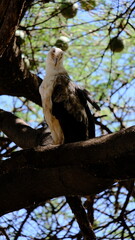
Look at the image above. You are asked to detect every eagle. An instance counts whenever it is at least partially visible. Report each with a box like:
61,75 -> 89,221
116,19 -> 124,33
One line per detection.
39,47 -> 99,145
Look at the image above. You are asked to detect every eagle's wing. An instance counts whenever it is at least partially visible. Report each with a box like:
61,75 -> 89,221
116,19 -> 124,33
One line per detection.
82,89 -> 100,111
52,74 -> 95,143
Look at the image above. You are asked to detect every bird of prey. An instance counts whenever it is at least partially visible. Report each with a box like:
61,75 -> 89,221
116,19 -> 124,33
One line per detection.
39,47 -> 99,145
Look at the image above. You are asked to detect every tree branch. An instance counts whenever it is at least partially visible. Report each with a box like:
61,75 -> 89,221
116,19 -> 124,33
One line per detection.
66,196 -> 96,240
0,37 -> 42,105
0,126 -> 135,216
0,0 -> 26,56
0,0 -> 45,106
0,109 -> 52,148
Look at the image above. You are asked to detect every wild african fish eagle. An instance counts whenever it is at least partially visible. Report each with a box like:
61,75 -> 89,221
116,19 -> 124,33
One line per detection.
39,47 -> 100,145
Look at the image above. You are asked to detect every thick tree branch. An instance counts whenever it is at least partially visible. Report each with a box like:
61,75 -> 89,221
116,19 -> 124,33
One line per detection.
0,38 -> 42,105
0,0 -> 44,105
0,126 -> 135,216
0,0 -> 26,56
0,109 -> 52,148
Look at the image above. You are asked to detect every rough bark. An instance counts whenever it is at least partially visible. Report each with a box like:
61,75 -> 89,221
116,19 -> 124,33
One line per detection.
0,126 -> 135,216
0,0 -> 26,56
0,109 -> 52,148
0,38 -> 42,105
0,0 -> 43,105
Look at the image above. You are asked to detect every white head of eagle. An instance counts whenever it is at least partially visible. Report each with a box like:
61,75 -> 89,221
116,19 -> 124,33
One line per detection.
46,47 -> 65,75
39,47 -> 96,145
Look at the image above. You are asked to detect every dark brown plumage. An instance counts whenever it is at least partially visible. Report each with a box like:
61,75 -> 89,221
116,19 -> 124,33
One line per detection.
39,47 -> 99,145
52,74 -> 96,143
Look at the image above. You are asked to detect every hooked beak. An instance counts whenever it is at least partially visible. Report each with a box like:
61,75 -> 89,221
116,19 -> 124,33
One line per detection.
54,57 -> 58,66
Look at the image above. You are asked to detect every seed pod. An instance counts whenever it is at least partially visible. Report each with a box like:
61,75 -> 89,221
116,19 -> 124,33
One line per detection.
109,37 -> 124,52
60,2 -> 78,19
15,30 -> 25,46
55,36 -> 70,51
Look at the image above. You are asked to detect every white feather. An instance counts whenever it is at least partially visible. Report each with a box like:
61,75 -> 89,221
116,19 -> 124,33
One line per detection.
39,47 -> 66,144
